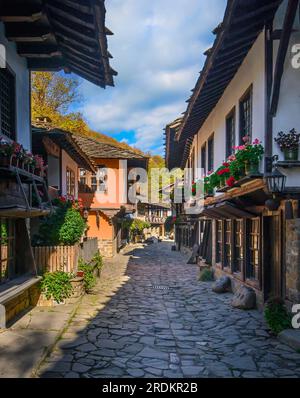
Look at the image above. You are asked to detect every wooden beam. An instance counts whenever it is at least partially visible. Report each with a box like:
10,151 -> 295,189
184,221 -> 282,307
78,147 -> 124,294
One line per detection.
46,1 -> 94,29
5,23 -> 53,42
0,10 -> 43,23
232,1 -> 282,24
270,0 -> 299,116
28,57 -> 64,70
265,22 -> 274,163
17,44 -> 59,55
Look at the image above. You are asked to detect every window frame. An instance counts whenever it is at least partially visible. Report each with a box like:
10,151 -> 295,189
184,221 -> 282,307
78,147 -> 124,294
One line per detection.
225,108 -> 236,158
216,219 -> 223,266
239,85 -> 253,144
0,65 -> 17,141
66,167 -> 76,197
201,143 -> 207,175
246,217 -> 261,286
207,134 -> 214,173
223,219 -> 232,271
233,219 -> 244,277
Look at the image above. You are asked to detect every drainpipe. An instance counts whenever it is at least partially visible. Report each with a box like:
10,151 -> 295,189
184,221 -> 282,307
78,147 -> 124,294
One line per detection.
265,22 -> 274,173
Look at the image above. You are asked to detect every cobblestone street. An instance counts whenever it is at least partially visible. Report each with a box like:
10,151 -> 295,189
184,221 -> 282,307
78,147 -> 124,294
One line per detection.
38,242 -> 300,378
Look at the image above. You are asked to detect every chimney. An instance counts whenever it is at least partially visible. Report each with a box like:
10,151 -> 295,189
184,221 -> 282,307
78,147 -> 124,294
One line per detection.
34,116 -> 52,130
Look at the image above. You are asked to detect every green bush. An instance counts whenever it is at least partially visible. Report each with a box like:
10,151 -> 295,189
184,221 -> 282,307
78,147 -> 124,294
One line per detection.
41,271 -> 73,303
58,208 -> 86,245
121,218 -> 151,239
199,268 -> 214,282
264,297 -> 291,335
33,207 -> 86,246
78,252 -> 103,293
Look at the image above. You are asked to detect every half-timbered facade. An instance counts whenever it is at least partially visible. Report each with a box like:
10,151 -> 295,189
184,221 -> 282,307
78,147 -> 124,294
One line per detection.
0,0 -> 115,326
166,0 -> 300,308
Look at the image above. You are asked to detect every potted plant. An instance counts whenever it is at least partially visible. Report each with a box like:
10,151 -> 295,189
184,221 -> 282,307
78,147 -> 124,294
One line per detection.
204,176 -> 214,196
216,163 -> 231,187
235,137 -> 264,175
274,129 -> 300,161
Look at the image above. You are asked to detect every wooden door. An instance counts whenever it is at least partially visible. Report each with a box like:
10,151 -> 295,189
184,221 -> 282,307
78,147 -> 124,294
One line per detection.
263,215 -> 282,300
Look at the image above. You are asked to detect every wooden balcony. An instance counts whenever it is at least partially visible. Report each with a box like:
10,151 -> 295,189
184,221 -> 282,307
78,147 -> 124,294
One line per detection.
0,163 -> 52,218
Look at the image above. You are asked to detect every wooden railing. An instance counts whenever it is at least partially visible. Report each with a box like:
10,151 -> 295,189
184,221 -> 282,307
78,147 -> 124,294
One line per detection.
32,238 -> 98,274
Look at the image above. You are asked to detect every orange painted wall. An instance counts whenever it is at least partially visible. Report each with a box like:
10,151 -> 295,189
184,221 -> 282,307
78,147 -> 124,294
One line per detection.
80,158 -> 125,209
87,211 -> 114,240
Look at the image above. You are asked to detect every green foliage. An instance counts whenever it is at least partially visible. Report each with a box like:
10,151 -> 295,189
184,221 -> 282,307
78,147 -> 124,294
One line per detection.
41,271 -> 73,303
1,222 -> 7,244
78,252 -> 103,293
59,208 -> 86,245
199,268 -> 214,282
122,218 -> 151,239
264,297 -> 291,335
33,207 -> 86,246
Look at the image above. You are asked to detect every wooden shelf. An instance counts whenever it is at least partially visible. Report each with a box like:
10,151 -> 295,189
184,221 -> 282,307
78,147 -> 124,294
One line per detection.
0,205 -> 50,218
276,161 -> 300,168
0,165 -> 44,183
216,174 -> 263,193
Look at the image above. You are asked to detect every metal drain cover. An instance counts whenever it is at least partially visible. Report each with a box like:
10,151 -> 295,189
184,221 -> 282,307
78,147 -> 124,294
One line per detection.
150,285 -> 170,290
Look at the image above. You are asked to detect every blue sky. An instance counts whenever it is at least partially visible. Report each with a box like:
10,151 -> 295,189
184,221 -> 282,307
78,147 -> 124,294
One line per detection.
78,0 -> 227,155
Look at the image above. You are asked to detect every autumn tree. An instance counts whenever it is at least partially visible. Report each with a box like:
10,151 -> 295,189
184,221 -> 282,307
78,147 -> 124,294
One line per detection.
31,71 -> 88,134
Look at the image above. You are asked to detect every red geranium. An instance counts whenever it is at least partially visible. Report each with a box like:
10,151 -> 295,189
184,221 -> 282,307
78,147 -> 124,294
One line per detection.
217,167 -> 230,176
226,176 -> 236,187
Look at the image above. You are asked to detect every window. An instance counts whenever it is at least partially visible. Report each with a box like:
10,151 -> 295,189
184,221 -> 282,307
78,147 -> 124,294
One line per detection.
247,218 -> 260,280
207,135 -> 214,173
0,219 -> 16,284
190,147 -> 195,182
239,87 -> 252,143
66,168 -> 75,196
201,143 -> 206,174
233,219 -> 243,273
0,68 -> 16,140
216,220 -> 222,263
91,176 -> 97,192
224,220 -> 231,268
226,109 -> 235,158
97,166 -> 107,193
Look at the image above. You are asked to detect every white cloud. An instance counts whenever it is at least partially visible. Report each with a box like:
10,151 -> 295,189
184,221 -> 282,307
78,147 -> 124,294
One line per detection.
80,0 -> 227,154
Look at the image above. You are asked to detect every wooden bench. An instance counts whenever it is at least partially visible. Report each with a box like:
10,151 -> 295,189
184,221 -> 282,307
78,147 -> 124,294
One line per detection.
0,275 -> 41,328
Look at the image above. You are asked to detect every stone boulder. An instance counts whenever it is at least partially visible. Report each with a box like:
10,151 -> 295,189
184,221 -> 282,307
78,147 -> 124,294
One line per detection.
231,286 -> 256,310
212,276 -> 231,293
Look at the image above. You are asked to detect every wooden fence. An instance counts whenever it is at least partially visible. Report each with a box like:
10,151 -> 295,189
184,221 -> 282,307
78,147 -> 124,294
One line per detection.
33,238 -> 98,274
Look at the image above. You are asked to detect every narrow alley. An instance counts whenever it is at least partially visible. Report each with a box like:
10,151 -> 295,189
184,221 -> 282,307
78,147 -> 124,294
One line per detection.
38,242 -> 300,378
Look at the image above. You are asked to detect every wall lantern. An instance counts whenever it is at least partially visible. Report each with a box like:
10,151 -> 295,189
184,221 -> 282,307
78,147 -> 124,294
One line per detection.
83,208 -> 89,219
264,157 -> 286,211
264,167 -> 286,194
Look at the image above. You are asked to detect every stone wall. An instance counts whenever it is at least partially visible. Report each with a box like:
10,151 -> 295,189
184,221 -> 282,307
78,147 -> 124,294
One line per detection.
286,219 -> 300,305
98,238 -> 116,258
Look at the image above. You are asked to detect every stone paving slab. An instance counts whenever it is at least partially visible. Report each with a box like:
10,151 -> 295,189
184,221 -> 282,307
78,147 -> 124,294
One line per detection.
0,301 -> 79,377
0,329 -> 57,377
38,242 -> 300,378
